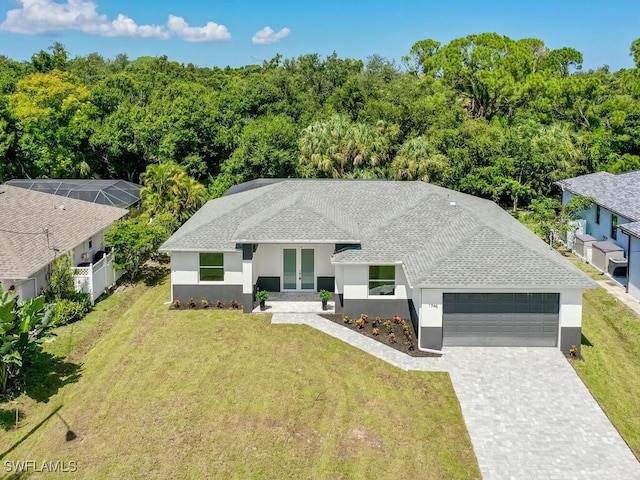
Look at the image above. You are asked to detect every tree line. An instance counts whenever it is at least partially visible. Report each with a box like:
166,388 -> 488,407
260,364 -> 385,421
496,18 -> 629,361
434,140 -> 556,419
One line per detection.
1,33 -> 640,214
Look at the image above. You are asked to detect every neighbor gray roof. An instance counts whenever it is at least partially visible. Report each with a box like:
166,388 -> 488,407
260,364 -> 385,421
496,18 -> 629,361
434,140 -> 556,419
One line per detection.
618,222 -> 640,239
555,170 -> 640,222
161,179 -> 594,290
0,185 -> 127,279
6,179 -> 141,208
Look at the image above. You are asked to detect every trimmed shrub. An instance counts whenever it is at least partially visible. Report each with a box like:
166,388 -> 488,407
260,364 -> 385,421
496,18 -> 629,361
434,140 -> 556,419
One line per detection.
51,294 -> 91,326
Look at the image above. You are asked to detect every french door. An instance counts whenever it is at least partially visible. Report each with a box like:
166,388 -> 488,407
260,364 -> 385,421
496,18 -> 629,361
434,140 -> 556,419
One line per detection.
283,248 -> 315,290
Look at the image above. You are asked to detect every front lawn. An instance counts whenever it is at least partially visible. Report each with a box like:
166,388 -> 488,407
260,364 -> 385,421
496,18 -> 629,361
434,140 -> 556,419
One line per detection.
570,261 -> 640,459
0,277 -> 479,479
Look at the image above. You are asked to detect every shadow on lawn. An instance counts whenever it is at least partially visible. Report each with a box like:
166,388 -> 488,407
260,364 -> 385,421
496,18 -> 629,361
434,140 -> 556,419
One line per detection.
0,406 -> 24,431
139,264 -> 169,287
581,333 -> 593,348
0,404 -> 63,461
22,352 -> 82,404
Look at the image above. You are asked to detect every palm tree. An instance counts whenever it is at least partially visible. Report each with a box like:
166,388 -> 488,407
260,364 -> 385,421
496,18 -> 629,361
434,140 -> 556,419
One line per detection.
390,136 -> 448,182
140,161 -> 208,223
300,114 -> 393,178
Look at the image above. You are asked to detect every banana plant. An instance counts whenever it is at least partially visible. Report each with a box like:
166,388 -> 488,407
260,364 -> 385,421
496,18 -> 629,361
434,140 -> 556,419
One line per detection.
0,286 -> 54,394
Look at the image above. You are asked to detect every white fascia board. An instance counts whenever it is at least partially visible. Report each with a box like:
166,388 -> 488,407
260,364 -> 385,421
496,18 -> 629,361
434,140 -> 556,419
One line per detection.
416,285 -> 596,292
233,238 -> 359,244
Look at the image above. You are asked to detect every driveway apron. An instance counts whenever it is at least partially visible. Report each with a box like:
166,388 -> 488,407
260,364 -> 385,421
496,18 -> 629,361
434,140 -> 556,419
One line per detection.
272,314 -> 640,479
443,347 -> 640,480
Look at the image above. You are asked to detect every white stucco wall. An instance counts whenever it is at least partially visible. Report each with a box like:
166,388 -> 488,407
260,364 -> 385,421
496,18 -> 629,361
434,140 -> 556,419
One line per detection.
253,244 -> 281,278
340,263 -> 409,300
171,251 -> 243,285
559,289 -> 583,329
629,236 -> 640,300
419,289 -> 443,328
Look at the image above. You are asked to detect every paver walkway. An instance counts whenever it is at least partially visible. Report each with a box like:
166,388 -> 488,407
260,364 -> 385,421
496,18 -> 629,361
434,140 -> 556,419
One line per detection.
273,313 -> 640,480
597,279 -> 640,318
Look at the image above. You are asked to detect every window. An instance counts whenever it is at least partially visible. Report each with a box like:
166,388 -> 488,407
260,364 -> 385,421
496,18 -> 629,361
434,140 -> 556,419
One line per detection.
368,265 -> 395,295
199,253 -> 224,281
611,215 -> 618,240
595,205 -> 600,225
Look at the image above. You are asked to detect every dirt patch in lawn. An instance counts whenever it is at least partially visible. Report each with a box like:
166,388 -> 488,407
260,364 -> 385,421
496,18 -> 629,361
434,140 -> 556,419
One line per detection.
321,314 -> 440,357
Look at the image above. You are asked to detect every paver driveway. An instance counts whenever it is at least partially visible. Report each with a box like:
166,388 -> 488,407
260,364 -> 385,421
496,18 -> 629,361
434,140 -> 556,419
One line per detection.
273,314 -> 640,480
443,347 -> 640,480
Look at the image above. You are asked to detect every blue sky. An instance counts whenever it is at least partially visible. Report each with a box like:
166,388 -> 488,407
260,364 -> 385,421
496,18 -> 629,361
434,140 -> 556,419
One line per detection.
0,1 -> 637,71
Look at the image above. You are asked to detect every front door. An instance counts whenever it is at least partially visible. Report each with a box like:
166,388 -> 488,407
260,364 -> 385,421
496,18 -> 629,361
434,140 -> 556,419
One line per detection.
283,248 -> 315,290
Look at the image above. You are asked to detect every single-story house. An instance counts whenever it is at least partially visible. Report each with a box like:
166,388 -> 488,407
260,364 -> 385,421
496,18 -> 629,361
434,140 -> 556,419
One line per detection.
555,170 -> 640,300
160,179 -> 595,353
6,179 -> 142,209
0,184 -> 128,302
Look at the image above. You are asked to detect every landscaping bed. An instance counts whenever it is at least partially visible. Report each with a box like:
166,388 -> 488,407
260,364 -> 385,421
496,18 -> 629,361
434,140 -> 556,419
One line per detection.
321,313 -> 440,357
170,298 -> 243,310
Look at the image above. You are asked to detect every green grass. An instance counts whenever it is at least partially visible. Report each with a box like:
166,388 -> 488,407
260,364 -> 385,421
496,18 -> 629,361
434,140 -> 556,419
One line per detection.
570,261 -> 640,459
0,276 -> 479,479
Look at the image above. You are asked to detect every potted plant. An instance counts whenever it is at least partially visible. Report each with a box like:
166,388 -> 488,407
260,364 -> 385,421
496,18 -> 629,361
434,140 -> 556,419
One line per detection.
319,290 -> 332,310
256,290 -> 269,310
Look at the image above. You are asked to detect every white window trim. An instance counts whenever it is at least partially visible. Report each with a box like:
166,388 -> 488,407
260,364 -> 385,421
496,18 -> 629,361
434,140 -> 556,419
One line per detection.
368,264 -> 397,298
199,252 -> 225,283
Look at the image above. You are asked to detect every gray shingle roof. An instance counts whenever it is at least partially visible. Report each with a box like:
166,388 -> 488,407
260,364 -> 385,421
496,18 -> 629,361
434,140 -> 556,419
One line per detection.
619,222 -> 640,238
555,170 -> 640,221
0,185 -> 127,278
161,179 -> 595,290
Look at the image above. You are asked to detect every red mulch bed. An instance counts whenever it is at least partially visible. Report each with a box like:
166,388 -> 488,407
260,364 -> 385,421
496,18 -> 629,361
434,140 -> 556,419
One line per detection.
320,314 -> 440,357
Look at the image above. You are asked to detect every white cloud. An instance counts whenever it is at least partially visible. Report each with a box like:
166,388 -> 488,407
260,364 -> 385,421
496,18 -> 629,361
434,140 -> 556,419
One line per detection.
167,15 -> 230,42
0,1 -> 230,42
88,13 -> 170,39
252,26 -> 290,45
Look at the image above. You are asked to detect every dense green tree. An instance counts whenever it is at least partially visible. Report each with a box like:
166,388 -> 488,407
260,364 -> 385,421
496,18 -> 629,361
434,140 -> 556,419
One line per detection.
210,115 -> 299,197
30,42 -> 69,74
0,37 -> 638,221
631,38 -> 640,68
9,70 -> 95,178
104,213 -> 176,281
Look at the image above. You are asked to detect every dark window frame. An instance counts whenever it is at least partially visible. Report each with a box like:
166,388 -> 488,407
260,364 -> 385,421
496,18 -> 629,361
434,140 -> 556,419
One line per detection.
595,205 -> 600,225
199,252 -> 224,282
611,215 -> 618,240
368,265 -> 396,296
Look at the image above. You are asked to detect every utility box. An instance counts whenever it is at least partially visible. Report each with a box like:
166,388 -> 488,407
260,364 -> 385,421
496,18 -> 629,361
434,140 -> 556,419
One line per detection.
575,234 -> 597,263
608,257 -> 628,277
592,241 -> 624,273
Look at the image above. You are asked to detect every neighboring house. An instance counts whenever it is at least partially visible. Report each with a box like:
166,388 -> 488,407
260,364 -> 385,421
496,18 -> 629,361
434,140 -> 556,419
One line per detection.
555,171 -> 640,300
0,185 -> 128,303
6,179 -> 142,209
160,179 -> 595,353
